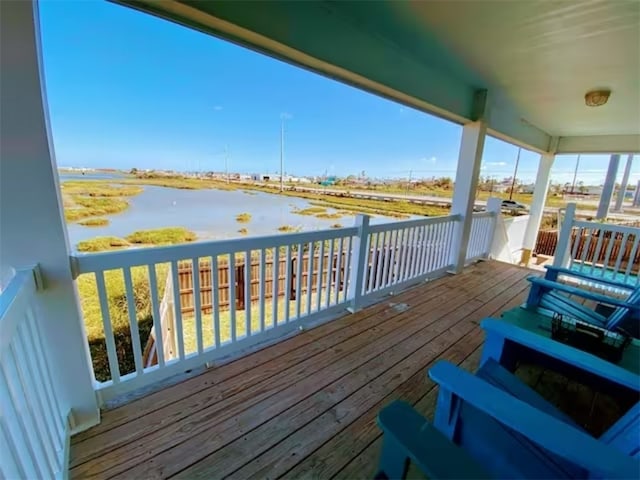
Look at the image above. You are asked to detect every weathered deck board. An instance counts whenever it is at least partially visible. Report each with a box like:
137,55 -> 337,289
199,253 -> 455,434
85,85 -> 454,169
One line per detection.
70,261 -> 533,479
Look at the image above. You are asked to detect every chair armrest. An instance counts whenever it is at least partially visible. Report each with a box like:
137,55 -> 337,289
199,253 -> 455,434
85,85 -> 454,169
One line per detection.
429,361 -> 639,479
528,277 -> 640,310
544,266 -> 634,291
481,318 -> 638,391
377,401 -> 490,479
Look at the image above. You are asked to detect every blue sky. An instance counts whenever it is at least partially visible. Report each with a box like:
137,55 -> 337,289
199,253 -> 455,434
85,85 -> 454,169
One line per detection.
39,1 -> 638,186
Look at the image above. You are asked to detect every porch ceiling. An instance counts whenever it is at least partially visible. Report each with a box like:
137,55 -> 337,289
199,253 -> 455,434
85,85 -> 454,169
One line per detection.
117,0 -> 640,154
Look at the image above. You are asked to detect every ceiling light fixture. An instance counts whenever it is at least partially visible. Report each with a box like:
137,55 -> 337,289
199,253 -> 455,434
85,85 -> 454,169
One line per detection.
585,89 -> 611,107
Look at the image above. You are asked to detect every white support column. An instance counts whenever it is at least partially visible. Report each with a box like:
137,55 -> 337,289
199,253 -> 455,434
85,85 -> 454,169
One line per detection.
596,154 -> 621,219
614,154 -> 633,211
520,153 -> 554,266
634,180 -> 640,207
450,119 -> 487,273
0,1 -> 99,431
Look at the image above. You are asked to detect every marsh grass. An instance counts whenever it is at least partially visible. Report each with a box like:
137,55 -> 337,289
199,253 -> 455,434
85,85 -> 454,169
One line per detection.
125,227 -> 197,246
236,213 -> 252,223
78,218 -> 110,227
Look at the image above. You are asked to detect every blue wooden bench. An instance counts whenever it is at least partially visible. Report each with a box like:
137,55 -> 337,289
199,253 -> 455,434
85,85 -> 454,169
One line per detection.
376,359 -> 639,479
524,266 -> 640,337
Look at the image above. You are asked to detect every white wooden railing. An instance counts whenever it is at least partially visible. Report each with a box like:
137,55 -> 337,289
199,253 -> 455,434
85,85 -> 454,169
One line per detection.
0,268 -> 70,479
70,213 -> 477,403
554,203 -> 640,287
466,211 -> 498,262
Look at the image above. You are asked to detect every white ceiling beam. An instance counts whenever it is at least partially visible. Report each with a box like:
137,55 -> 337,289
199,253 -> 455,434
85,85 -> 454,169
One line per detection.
556,135 -> 640,154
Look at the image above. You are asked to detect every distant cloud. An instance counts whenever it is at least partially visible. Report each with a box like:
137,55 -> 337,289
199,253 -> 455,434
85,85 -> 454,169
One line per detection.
213,105 -> 223,111
485,161 -> 508,167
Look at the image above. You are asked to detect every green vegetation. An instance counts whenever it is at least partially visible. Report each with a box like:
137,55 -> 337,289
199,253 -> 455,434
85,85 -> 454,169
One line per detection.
278,225 -> 301,233
236,212 -> 252,223
125,227 -> 196,246
77,265 -> 168,381
78,218 -> 110,227
316,212 -> 343,219
292,206 -> 327,216
120,174 -> 238,191
77,236 -> 129,252
238,227 -> 249,235
62,180 -> 143,222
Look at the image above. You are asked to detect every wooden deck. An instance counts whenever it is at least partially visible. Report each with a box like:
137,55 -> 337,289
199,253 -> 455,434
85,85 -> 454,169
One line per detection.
70,261 -> 534,479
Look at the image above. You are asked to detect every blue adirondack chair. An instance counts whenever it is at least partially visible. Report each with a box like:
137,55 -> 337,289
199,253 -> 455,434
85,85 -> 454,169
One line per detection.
525,266 -> 640,337
376,360 -> 639,479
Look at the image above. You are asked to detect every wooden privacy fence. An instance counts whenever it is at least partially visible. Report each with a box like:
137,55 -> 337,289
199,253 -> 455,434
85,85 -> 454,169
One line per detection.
536,228 -> 640,272
169,250 -> 350,316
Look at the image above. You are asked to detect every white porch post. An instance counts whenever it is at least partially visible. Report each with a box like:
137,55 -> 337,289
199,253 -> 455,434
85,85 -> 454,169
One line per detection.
614,154 -> 633,211
0,1 -> 99,430
634,180 -> 640,207
450,92 -> 488,273
520,153 -> 555,266
596,154 -> 621,219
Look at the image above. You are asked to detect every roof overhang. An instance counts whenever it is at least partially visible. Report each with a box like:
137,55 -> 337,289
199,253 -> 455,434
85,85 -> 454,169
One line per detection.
114,1 -> 640,155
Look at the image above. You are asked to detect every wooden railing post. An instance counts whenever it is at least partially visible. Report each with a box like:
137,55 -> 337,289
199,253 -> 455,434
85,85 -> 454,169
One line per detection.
485,197 -> 502,259
553,203 -> 577,268
348,214 -> 371,312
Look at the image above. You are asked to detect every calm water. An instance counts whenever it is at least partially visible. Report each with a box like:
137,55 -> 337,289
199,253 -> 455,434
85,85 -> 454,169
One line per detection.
61,173 -> 402,251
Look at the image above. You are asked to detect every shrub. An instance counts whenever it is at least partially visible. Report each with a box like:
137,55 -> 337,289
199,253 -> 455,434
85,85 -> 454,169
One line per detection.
125,227 -> 196,245
77,236 -> 129,252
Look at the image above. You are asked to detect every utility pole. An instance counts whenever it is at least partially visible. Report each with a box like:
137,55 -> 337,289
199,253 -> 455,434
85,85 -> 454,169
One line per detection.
406,170 -> 412,195
570,154 -> 581,194
280,117 -> 285,192
509,147 -> 521,201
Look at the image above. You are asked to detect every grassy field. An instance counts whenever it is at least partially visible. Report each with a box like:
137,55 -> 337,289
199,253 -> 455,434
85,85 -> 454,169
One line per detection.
76,227 -> 197,252
62,180 -> 143,222
78,218 -> 110,227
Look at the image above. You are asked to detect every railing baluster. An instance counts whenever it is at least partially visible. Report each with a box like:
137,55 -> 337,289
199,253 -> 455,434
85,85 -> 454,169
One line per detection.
316,240 -> 324,311
295,243 -> 303,319
343,235 -> 354,297
0,366 -> 38,479
590,229 -> 605,275
228,254 -> 237,342
122,268 -> 144,374
325,239 -> 334,307
272,247 -> 280,326
147,265 -> 165,366
11,329 -> 58,474
284,245 -> 292,323
2,349 -> 48,477
601,231 -> 617,276
380,231 -> 391,289
408,227 -> 418,279
334,237 -> 344,304
306,242 -> 314,315
612,232 -> 629,277
191,258 -> 203,354
170,261 -> 186,360
24,308 -> 64,439
417,225 -> 427,275
94,271 -> 121,382
244,250 -> 251,337
624,234 -> 639,282
211,256 -> 221,348
0,418 -> 26,479
389,229 -> 399,285
374,232 -> 385,290
397,228 -> 409,283
259,248 -> 266,332
366,233 -> 376,293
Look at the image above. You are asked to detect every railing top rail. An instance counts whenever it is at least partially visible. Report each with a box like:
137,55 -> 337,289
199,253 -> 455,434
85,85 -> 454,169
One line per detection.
572,220 -> 640,236
367,214 -> 460,234
0,269 -> 36,353
72,225 -> 359,274
471,211 -> 497,219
